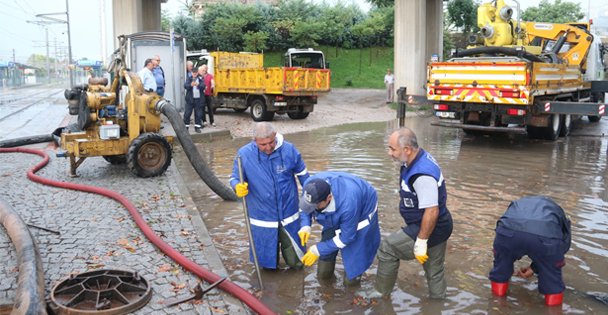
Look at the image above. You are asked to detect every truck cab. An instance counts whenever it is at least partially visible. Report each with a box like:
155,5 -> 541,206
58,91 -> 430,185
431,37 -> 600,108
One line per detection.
283,48 -> 327,69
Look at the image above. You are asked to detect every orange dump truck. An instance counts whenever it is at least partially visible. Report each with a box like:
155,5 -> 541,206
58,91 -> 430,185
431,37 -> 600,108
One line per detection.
188,48 -> 330,121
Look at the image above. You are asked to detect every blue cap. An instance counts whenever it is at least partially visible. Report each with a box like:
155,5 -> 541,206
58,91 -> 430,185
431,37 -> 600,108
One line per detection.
299,178 -> 331,214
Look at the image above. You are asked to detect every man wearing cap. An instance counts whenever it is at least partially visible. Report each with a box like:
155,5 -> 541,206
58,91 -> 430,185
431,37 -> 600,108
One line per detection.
298,171 -> 381,285
230,122 -> 309,270
489,196 -> 571,306
360,127 -> 453,300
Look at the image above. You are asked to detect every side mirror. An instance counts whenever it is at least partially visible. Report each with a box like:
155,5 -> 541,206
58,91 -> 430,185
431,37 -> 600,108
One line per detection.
325,62 -> 330,69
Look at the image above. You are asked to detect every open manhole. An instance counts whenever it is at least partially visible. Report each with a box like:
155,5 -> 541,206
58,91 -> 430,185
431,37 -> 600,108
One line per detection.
49,269 -> 152,315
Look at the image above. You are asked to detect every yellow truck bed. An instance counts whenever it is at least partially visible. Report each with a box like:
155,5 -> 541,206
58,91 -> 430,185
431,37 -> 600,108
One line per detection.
427,61 -> 586,106
214,67 -> 331,96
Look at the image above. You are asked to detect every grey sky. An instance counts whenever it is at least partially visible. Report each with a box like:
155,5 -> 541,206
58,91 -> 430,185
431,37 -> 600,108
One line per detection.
0,0 -> 605,65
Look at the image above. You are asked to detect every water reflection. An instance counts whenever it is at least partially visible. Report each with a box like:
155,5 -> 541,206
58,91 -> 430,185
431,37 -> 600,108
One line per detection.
193,117 -> 607,314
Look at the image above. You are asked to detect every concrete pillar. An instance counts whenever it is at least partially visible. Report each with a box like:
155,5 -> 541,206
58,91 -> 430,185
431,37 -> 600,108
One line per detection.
394,0 -> 443,96
112,0 -> 163,44
426,0 -> 443,62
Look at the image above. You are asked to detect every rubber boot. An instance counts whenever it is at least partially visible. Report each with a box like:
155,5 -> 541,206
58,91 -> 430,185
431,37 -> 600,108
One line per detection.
491,281 -> 508,297
356,273 -> 397,300
545,292 -> 563,306
317,260 -> 335,281
343,274 -> 361,287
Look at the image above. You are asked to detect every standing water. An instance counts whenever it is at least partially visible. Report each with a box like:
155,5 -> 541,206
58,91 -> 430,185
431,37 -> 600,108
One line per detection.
183,117 -> 607,314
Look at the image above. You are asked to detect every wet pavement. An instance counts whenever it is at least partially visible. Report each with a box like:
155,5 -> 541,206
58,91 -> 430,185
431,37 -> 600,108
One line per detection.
2,85 -> 608,314
179,115 -> 608,314
0,86 -> 246,314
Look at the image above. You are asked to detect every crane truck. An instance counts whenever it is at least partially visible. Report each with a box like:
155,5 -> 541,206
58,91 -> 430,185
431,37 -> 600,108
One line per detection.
187,48 -> 330,122
428,0 -> 607,140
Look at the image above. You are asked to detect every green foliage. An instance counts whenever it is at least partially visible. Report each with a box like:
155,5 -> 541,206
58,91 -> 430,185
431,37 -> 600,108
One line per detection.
521,0 -> 584,23
243,31 -> 269,52
170,0 -> 392,53
443,28 -> 455,61
446,0 -> 479,34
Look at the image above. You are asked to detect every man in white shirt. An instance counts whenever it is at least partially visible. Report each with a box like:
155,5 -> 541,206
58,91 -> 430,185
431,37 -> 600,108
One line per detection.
138,58 -> 157,93
384,68 -> 395,103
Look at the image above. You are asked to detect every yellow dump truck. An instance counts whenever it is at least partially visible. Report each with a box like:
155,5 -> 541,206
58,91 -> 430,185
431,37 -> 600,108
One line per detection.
427,0 -> 607,140
187,48 -> 330,121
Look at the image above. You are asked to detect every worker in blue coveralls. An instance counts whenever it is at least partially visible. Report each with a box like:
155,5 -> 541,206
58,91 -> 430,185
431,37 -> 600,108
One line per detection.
489,196 -> 571,306
230,122 -> 309,269
298,172 -> 381,286
359,127 -> 453,300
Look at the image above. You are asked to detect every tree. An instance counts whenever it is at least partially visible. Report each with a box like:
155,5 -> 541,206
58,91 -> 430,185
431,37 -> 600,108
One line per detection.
290,21 -> 324,48
521,0 -> 584,23
368,0 -> 393,7
243,31 -> 269,52
446,0 -> 478,34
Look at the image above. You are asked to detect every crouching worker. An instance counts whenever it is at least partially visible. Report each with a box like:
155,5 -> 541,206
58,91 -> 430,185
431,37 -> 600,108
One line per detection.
489,196 -> 571,306
298,172 -> 380,286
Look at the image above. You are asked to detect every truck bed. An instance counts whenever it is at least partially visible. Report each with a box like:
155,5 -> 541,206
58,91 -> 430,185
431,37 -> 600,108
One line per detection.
427,60 -> 586,106
214,67 -> 330,96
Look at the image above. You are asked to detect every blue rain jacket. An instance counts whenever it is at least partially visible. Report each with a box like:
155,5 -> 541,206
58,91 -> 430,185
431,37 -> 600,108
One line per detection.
230,134 -> 309,268
300,172 -> 380,280
498,196 -> 571,251
399,149 -> 452,247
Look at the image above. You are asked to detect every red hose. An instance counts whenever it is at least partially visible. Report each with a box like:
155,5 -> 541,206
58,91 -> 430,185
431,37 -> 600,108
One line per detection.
0,147 -> 275,315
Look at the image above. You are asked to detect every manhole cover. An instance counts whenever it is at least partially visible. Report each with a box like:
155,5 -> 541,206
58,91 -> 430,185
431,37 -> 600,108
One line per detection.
49,269 -> 152,315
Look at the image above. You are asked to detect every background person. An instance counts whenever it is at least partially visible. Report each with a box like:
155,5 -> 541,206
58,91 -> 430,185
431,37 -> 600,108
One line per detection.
384,68 -> 394,103
200,64 -> 216,127
152,55 -> 165,96
138,58 -> 156,93
298,172 -> 380,286
230,122 -> 309,270
489,196 -> 571,306
183,66 -> 205,133
360,127 -> 453,300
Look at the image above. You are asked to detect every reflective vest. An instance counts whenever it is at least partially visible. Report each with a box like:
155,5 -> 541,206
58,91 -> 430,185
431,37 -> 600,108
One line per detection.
399,149 -> 452,246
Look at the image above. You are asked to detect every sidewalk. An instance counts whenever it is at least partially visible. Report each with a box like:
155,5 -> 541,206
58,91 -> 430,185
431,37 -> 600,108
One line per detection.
0,88 -> 247,314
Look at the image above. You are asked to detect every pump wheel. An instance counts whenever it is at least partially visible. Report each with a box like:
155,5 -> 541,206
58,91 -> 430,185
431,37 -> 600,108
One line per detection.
127,133 -> 172,177
543,114 -> 561,140
559,114 -> 571,137
103,154 -> 127,164
250,99 -> 274,121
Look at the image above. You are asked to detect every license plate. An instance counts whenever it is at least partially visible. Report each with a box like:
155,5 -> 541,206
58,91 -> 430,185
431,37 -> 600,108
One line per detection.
436,112 -> 456,119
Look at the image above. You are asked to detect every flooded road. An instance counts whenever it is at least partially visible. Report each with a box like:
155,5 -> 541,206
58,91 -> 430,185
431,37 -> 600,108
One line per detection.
182,117 -> 608,314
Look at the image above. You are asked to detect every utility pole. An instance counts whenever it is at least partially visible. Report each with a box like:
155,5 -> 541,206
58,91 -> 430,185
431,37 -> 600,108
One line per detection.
66,0 -> 74,88
27,20 -> 52,84
35,0 -> 74,88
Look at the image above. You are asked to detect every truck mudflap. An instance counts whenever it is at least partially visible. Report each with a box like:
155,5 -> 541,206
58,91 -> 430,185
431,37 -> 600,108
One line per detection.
430,120 -> 527,134
542,101 -> 606,116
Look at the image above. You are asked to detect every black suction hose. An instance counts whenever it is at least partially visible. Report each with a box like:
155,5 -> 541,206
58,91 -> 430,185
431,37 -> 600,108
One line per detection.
0,198 -> 47,315
0,134 -> 53,148
156,100 -> 238,201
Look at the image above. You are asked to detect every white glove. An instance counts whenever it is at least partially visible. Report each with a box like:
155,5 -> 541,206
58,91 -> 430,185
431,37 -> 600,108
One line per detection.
414,238 -> 428,264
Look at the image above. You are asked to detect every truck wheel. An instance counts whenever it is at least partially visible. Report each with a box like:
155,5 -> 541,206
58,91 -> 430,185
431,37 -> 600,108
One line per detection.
287,110 -> 309,120
543,114 -> 561,140
127,133 -> 172,178
588,115 -> 601,122
103,154 -> 127,164
250,99 -> 274,121
559,114 -> 571,137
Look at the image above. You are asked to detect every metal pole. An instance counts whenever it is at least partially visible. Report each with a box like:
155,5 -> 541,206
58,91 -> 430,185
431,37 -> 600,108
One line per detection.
170,26 -> 176,104
397,86 -> 407,127
236,156 -> 264,290
45,28 -> 50,84
66,0 -> 74,88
